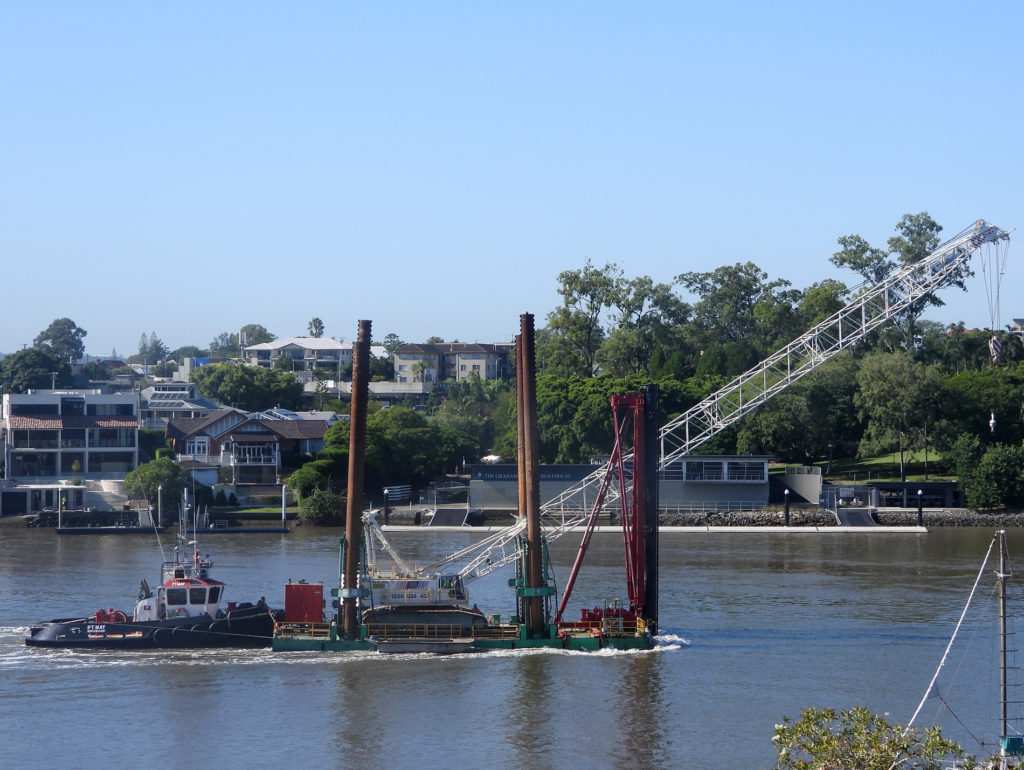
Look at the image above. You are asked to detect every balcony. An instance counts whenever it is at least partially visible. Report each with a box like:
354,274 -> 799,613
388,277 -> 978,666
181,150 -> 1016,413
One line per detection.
177,453 -> 213,465
12,439 -> 59,449
221,449 -> 279,467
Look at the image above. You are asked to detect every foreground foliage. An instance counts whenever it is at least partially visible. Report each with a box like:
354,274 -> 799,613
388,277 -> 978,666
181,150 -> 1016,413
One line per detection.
772,706 -> 976,769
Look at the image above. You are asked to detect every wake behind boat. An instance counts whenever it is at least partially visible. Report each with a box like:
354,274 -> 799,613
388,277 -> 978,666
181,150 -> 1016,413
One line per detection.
26,492 -> 283,650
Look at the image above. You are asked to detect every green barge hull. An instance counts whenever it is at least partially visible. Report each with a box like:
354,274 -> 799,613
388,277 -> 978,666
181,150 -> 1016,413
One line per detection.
272,620 -> 653,653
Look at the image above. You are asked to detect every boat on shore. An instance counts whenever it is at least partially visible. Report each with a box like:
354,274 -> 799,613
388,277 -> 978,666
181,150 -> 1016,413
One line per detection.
26,495 -> 283,650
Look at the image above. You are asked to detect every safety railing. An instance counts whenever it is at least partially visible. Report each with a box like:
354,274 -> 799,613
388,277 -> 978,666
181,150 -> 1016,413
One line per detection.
363,622 -> 469,639
274,621 -> 332,639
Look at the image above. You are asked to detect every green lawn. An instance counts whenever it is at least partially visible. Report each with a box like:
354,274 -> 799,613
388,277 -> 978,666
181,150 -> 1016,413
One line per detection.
816,450 -> 954,484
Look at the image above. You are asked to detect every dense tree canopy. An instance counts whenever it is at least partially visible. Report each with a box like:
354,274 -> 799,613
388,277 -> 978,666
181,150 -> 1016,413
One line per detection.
190,362 -> 304,411
123,457 -> 192,511
0,348 -> 71,393
33,317 -> 87,363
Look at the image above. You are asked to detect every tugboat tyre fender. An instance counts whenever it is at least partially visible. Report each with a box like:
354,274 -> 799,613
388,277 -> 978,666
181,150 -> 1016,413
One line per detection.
153,628 -> 172,647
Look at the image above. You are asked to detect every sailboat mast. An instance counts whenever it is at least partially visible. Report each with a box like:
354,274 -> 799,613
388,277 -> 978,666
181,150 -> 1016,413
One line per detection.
1000,529 -> 1010,748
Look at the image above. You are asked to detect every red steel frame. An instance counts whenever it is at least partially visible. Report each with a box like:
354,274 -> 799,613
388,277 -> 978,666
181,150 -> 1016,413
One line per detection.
555,393 -> 647,624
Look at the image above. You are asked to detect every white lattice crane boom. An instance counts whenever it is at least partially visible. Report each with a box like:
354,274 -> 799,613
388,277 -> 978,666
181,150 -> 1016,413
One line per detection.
660,219 -> 1011,465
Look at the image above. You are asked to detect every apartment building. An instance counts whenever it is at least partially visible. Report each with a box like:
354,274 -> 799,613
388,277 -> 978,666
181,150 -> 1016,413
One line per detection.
1,389 -> 139,482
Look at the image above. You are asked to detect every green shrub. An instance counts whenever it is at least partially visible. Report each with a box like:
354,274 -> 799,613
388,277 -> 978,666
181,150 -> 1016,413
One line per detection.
299,489 -> 346,525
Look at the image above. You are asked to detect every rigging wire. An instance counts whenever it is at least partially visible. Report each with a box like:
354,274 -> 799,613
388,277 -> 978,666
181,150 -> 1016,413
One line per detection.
981,238 -> 1010,332
922,583 -> 999,752
905,534 -> 997,732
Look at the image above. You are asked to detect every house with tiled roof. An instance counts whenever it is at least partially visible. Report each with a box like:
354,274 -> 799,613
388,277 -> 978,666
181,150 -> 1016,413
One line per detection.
0,389 -> 140,516
393,342 -> 513,384
1,389 -> 139,482
166,407 -> 330,486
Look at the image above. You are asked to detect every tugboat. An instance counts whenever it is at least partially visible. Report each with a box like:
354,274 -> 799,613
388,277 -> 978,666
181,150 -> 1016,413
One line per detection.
26,497 -> 283,650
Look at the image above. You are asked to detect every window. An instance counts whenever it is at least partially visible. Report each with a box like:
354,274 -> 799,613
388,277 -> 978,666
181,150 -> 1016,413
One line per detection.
208,586 -> 222,603
727,461 -> 765,481
190,587 -> 207,605
686,461 -> 724,481
61,398 -> 85,416
11,404 -> 58,416
662,460 -> 685,480
166,588 -> 188,606
185,438 -> 209,456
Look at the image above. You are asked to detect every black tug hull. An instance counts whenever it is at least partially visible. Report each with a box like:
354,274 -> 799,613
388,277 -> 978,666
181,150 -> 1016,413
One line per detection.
26,604 -> 282,649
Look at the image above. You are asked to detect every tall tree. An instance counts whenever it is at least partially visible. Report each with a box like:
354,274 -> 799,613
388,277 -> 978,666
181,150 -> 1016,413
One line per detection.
209,332 -> 239,357
134,331 -> 169,365
0,348 -> 70,393
542,259 -> 620,376
33,318 -> 87,363
677,261 -> 793,353
831,213 -> 946,348
830,234 -> 893,285
797,279 -> 847,327
239,323 -> 276,346
148,331 -> 168,364
596,275 -> 691,376
382,333 -> 405,352
307,317 -> 325,338
854,352 -> 942,480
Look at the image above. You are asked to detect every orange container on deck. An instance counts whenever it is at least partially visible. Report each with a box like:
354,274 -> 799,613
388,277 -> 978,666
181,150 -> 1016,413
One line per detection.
284,581 -> 324,623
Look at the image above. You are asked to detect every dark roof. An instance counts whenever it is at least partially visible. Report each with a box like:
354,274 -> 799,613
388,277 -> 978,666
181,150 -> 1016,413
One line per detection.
165,408 -> 242,440
227,420 -> 329,441
266,420 -> 329,440
167,410 -> 329,442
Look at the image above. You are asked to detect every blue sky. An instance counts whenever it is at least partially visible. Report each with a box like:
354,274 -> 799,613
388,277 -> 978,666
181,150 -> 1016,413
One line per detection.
2,2 -> 1021,358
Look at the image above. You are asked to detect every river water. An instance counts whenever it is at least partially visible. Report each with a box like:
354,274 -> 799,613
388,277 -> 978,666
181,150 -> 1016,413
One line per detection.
1,525 -> 1021,768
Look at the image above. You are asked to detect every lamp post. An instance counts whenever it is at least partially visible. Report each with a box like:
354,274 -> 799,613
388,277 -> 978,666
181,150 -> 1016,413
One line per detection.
281,483 -> 287,525
917,489 -> 924,527
784,488 -> 790,527
157,485 -> 162,528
